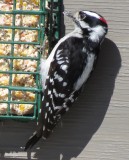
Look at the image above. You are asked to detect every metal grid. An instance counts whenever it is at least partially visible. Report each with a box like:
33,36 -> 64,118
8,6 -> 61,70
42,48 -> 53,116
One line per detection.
0,0 -> 61,121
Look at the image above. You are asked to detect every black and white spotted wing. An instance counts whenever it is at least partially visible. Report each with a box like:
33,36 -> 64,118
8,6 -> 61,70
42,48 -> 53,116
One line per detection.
42,37 -> 89,134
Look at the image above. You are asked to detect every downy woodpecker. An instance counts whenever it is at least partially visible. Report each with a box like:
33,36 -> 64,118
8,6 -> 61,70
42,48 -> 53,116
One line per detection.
25,10 -> 108,150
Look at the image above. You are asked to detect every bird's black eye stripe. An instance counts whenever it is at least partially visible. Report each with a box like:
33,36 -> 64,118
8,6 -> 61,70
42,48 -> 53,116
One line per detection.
79,11 -> 87,20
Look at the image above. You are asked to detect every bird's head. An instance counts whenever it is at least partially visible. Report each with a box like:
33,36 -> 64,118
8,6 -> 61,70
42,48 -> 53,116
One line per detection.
64,10 -> 108,48
74,11 -> 108,41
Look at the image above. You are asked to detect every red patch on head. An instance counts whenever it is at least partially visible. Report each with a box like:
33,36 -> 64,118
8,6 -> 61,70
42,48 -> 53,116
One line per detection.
99,17 -> 107,24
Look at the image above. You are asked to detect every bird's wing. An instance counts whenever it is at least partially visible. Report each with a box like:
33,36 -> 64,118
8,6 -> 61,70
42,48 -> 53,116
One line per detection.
39,37 -> 88,136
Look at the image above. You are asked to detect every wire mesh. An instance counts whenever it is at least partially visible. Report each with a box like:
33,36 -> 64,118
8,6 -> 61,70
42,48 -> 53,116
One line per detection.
0,0 -> 61,121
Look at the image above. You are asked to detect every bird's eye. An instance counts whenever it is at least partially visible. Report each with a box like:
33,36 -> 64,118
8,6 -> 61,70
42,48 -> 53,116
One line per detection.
79,11 -> 86,20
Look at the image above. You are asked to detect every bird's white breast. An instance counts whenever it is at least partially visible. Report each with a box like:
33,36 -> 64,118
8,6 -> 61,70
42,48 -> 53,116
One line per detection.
74,53 -> 95,91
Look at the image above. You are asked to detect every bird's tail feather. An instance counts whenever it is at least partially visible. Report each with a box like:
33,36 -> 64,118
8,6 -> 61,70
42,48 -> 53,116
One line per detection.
24,129 -> 42,151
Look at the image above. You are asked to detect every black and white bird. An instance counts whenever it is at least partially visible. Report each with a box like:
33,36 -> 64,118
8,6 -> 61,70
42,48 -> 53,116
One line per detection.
25,10 -> 108,150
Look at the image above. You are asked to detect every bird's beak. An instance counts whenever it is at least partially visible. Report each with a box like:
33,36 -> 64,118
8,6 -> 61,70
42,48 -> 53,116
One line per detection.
63,11 -> 78,24
63,11 -> 75,19
63,11 -> 82,29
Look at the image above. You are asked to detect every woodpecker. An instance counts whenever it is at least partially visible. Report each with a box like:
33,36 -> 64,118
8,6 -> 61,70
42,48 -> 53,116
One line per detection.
25,10 -> 108,150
